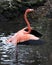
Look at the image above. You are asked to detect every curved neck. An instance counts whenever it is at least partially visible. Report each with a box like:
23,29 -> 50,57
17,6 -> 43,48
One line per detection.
24,11 -> 31,33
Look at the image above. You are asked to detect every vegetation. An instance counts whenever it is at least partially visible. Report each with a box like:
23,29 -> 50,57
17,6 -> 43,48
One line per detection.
0,0 -> 52,65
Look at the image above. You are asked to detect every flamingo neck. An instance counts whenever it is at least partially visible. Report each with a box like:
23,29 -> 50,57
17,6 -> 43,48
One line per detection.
24,11 -> 31,33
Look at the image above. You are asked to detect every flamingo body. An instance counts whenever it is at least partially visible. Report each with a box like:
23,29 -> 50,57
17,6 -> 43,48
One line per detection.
7,27 -> 39,45
6,9 -> 43,45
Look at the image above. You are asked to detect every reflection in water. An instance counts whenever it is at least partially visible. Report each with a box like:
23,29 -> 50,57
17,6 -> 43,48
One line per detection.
0,33 -> 48,65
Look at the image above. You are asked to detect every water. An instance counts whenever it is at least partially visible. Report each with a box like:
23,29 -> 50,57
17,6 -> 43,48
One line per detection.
0,33 -> 16,65
0,33 -> 48,65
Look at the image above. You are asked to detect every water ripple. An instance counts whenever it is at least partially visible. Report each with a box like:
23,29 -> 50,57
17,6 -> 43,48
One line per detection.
0,34 -> 48,65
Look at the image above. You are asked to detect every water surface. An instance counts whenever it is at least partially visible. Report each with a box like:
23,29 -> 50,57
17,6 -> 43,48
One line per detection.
0,33 -> 48,65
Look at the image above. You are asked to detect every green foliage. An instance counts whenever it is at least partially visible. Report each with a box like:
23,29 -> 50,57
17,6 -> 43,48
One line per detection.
0,0 -> 46,20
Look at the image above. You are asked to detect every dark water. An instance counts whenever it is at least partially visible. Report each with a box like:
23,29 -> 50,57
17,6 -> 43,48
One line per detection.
0,33 -> 48,65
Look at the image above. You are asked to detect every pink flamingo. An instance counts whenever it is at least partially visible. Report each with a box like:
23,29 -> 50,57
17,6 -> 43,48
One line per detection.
6,9 -> 40,45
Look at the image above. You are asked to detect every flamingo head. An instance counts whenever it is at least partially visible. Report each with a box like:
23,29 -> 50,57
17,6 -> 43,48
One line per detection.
26,9 -> 34,13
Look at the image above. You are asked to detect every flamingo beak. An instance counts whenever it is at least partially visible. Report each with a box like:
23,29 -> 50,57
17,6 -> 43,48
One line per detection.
29,9 -> 34,11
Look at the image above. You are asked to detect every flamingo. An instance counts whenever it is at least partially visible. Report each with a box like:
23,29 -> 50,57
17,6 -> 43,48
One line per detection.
6,9 -> 43,45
